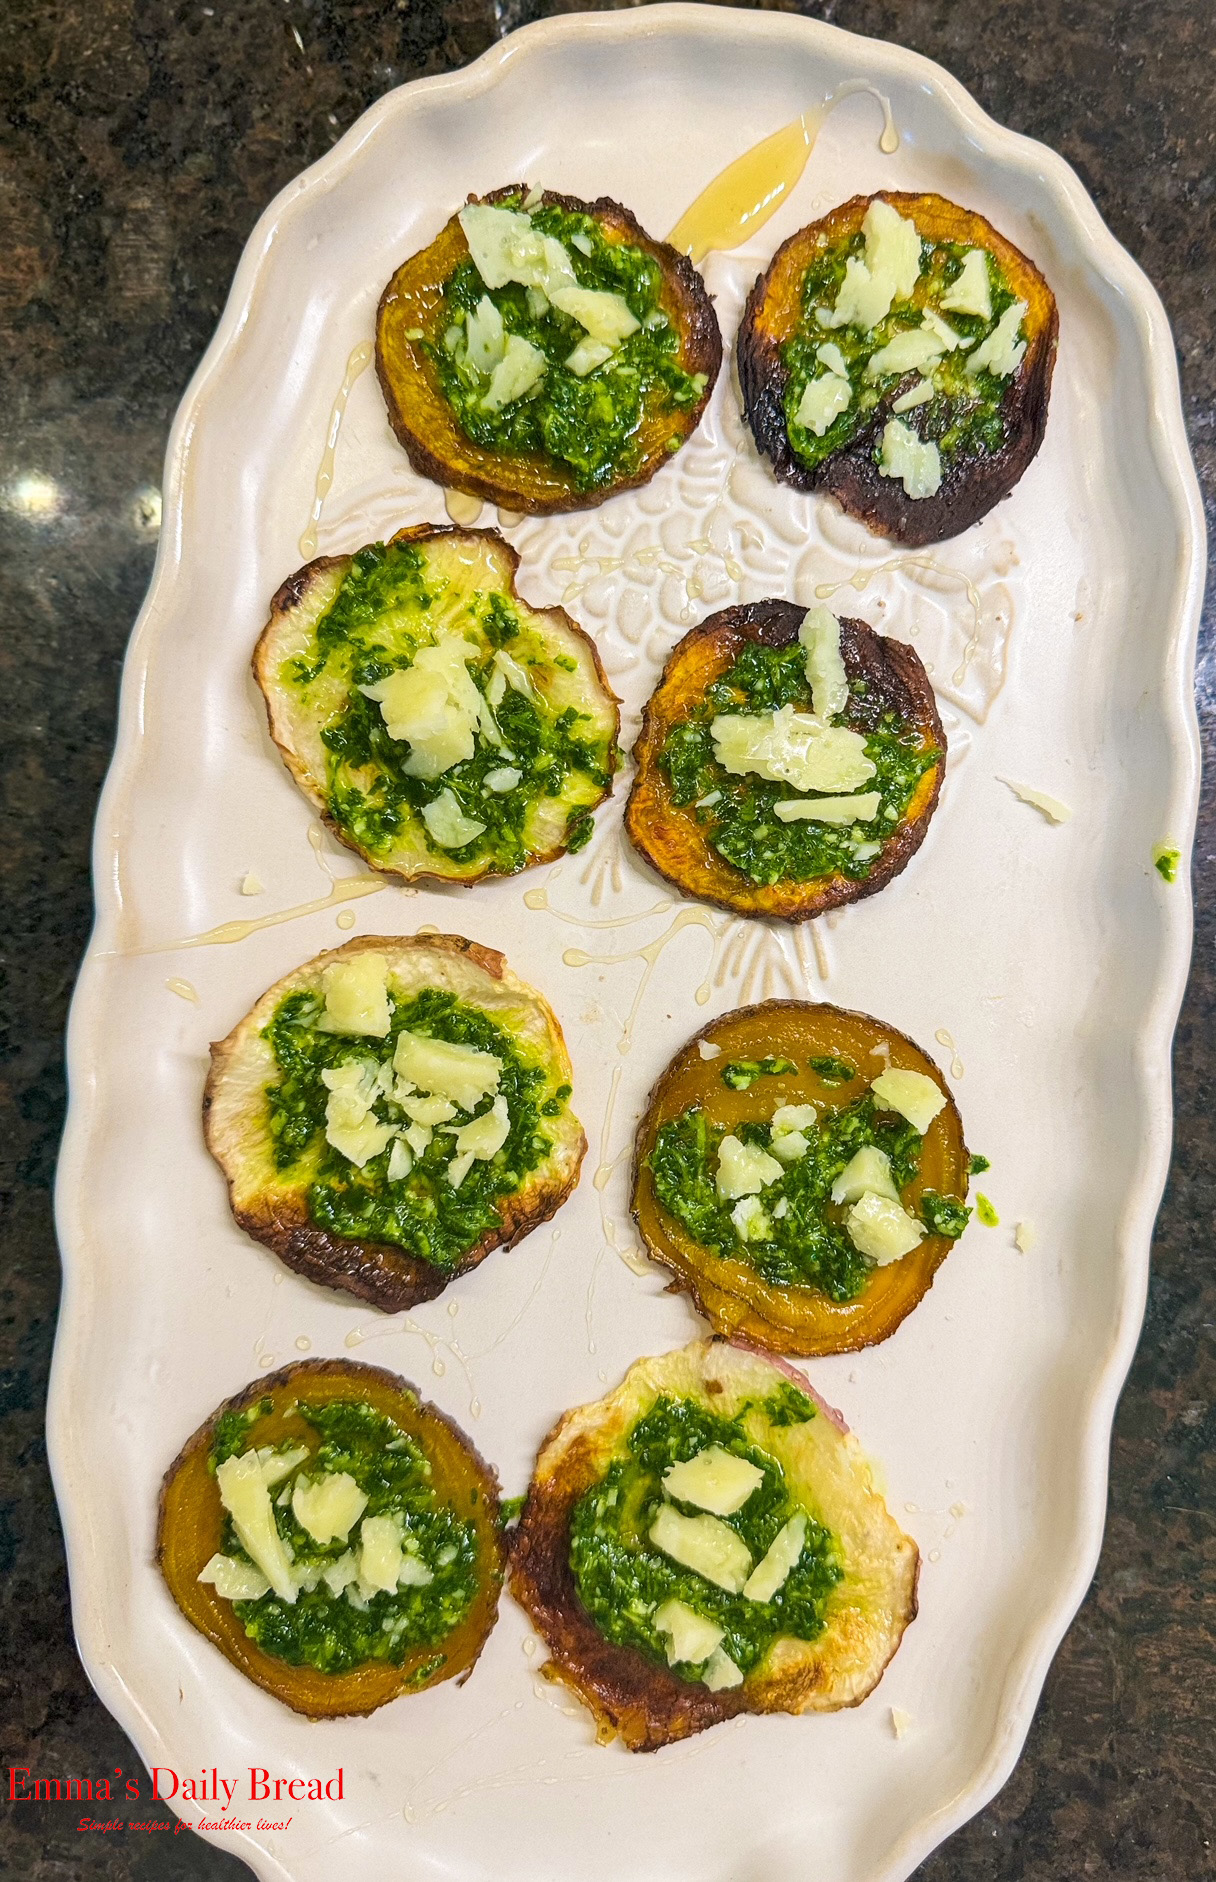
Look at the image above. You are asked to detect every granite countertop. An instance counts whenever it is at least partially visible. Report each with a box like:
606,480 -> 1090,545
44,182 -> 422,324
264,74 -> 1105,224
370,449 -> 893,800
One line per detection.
1,1 -> 1210,1876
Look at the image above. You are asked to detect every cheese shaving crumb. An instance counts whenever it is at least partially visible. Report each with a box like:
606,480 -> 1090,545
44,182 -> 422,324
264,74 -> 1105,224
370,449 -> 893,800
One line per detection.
240,872 -> 264,896
890,1707 -> 914,1739
697,1039 -> 723,1060
1015,1220 -> 1037,1253
998,778 -> 1073,824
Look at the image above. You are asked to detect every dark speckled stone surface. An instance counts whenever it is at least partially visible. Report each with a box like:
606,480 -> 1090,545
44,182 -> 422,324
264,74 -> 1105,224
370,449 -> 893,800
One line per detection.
1,1 -> 1211,1876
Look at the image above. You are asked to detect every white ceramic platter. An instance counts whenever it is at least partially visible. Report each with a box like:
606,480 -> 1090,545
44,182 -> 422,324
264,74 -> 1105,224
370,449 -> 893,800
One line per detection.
51,8 -> 1204,1880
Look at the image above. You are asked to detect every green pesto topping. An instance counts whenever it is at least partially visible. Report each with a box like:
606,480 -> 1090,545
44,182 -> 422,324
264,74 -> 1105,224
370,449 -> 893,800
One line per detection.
1153,845 -> 1181,884
262,985 -> 556,1271
659,637 -> 938,887
783,228 -> 1023,476
808,1055 -> 857,1086
284,538 -> 614,874
721,1056 -> 797,1091
968,1152 -> 991,1175
214,1399 -> 481,1676
569,1395 -> 840,1681
648,1093 -> 968,1300
975,1193 -> 1000,1228
432,198 -> 705,492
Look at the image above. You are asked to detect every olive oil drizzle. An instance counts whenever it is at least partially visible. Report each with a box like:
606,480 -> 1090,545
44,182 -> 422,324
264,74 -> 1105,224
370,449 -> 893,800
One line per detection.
298,340 -> 374,557
668,81 -> 899,264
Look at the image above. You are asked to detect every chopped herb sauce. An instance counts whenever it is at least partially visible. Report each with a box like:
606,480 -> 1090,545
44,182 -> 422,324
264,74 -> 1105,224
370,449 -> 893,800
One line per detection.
262,986 -> 557,1270
648,1092 -> 967,1298
569,1395 -> 840,1680
1153,845 -> 1181,884
975,1193 -> 1000,1227
808,1055 -> 857,1086
659,637 -> 937,887
213,1398 -> 482,1675
968,1153 -> 991,1175
783,232 -> 1022,475
721,1056 -> 797,1091
432,198 -> 705,491
284,538 -> 614,873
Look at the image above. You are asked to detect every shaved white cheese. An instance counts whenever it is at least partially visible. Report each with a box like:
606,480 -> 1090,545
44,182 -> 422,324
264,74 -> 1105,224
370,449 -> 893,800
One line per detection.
322,1058 -> 393,1166
649,1505 -> 752,1594
862,197 -> 923,301
403,1120 -> 433,1156
866,327 -> 945,380
457,203 -> 578,300
450,1094 -> 510,1161
662,1446 -> 764,1517
1015,1220 -> 1037,1253
831,1145 -> 900,1206
921,307 -> 968,350
357,1514 -> 403,1594
484,765 -> 522,793
715,1134 -> 783,1200
197,1553 -> 271,1602
769,1103 -> 818,1165
565,337 -> 615,377
815,340 -> 849,377
845,1191 -> 925,1264
794,371 -> 852,436
731,1195 -> 771,1242
464,294 -> 506,374
999,777 -> 1073,823
891,377 -> 934,412
702,1646 -> 745,1691
481,334 -> 547,412
774,792 -> 882,825
653,1598 -> 725,1667
487,646 -> 537,705
446,1151 -> 475,1189
743,1512 -> 807,1603
696,1039 -> 723,1060
361,638 -> 484,780
817,199 -> 923,332
387,1137 -> 413,1183
240,872 -> 263,896
710,706 -> 876,794
401,1093 -> 457,1126
772,1104 -> 818,1133
325,1108 -> 393,1168
940,248 -> 993,320
879,419 -> 942,500
216,1452 -> 297,1604
321,1550 -> 359,1597
818,252 -> 897,332
393,1032 -> 501,1111
291,1471 -> 368,1546
798,605 -> 849,721
549,284 -> 639,345
421,789 -> 486,850
397,1550 -> 434,1588
967,300 -> 1028,378
870,1067 -> 946,1134
256,1444 -> 310,1488
318,953 -> 391,1037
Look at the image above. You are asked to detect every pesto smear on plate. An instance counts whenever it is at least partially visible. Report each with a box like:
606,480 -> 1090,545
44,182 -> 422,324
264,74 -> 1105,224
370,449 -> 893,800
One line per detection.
659,606 -> 938,887
284,536 -> 614,872
782,198 -> 1028,500
262,952 -> 567,1270
570,1392 -> 840,1688
432,195 -> 707,491
648,1060 -> 969,1300
199,1396 -> 481,1676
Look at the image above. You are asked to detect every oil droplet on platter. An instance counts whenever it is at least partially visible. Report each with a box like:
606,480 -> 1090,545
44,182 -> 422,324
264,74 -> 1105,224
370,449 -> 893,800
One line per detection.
295,1335 -> 311,1351
165,977 -> 199,1002
299,340 -> 373,557
935,1028 -> 965,1078
344,1328 -> 364,1349
114,876 -> 386,957
432,1358 -> 446,1377
336,908 -> 356,929
444,490 -> 484,527
668,81 -> 899,263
